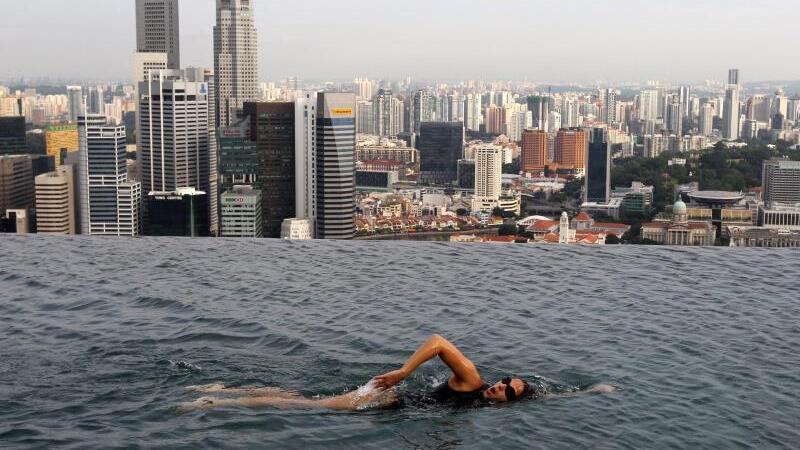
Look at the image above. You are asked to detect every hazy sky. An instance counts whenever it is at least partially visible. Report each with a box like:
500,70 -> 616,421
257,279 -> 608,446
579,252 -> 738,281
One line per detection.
2,0 -> 800,83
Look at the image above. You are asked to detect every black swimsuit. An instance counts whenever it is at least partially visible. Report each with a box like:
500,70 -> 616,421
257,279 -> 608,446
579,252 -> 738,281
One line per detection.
398,382 -> 489,408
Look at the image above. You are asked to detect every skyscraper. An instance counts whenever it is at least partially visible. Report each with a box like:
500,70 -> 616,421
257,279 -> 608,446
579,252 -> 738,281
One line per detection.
699,104 -> 714,137
35,165 -> 76,235
316,93 -> 356,240
242,102 -> 298,238
78,115 -> 141,236
67,86 -> 82,123
521,129 -> 548,173
473,145 -> 503,210
137,70 -> 214,235
135,0 -> 180,69
374,89 -> 397,137
214,0 -> 258,128
666,100 -> 683,135
600,88 -> 618,124
463,93 -> 482,132
417,122 -> 465,185
723,69 -> 741,140
585,128 -> 611,204
0,117 -> 26,156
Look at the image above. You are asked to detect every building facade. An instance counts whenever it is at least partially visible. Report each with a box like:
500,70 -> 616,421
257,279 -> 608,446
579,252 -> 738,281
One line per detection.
0,117 -> 26,156
762,159 -> 800,205
243,102 -> 297,238
78,115 -> 141,236
554,128 -> 587,174
316,93 -> 356,240
0,155 -> 34,217
135,0 -> 180,69
220,185 -> 263,238
147,188 -> 209,237
417,122 -> 465,185
34,165 -> 76,234
45,124 -> 79,167
138,71 -> 216,235
214,0 -> 258,127
585,128 -> 611,203
521,129 -> 547,173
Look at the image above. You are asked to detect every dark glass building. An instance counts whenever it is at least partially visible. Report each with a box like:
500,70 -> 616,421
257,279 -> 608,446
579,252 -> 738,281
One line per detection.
243,102 -> 297,238
147,188 -> 209,237
0,117 -> 27,156
457,159 -> 475,190
417,122 -> 464,185
219,118 -> 258,193
585,128 -> 611,203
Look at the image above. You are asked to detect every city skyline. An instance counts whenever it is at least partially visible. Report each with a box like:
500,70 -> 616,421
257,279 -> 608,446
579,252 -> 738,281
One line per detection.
2,0 -> 800,83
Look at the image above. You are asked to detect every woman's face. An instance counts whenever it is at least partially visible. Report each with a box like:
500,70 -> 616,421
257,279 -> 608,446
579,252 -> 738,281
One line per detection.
483,378 -> 525,402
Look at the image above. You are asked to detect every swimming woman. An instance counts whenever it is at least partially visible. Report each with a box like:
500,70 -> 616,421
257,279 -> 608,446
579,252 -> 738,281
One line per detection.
180,334 -> 614,412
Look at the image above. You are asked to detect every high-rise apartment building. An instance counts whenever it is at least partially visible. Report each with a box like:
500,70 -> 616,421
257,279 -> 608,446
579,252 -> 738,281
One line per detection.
315,93 -> 356,240
411,90 -> 432,134
555,128 -> 588,173
138,70 -> 215,235
355,100 -> 375,135
77,115 -> 141,236
135,0 -> 180,69
666,101 -> 683,134
585,128 -> 611,204
417,122 -> 465,185
0,155 -> 34,217
463,93 -> 482,132
474,145 -> 503,208
600,88 -> 618,124
34,165 -> 76,234
45,124 -> 79,167
374,89 -> 401,137
0,117 -> 26,156
638,90 -> 660,121
699,104 -> 714,137
762,159 -> 800,206
242,102 -> 298,238
521,129 -> 548,172
214,0 -> 258,128
527,95 -> 550,130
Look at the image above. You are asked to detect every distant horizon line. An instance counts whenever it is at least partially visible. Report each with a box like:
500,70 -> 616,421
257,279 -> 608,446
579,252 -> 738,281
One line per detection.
0,75 -> 800,88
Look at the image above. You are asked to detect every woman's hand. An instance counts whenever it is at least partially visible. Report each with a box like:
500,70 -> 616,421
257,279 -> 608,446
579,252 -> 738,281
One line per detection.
372,369 -> 407,389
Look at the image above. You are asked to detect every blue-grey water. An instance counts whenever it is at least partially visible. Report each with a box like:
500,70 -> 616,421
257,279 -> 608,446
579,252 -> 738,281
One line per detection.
1,236 -> 799,450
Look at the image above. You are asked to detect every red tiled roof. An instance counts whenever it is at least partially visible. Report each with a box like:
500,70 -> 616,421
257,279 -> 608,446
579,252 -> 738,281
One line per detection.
529,220 -> 557,231
543,233 -> 560,243
575,212 -> 592,221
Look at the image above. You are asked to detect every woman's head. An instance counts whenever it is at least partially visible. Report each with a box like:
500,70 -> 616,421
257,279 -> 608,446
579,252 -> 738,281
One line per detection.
483,377 -> 530,402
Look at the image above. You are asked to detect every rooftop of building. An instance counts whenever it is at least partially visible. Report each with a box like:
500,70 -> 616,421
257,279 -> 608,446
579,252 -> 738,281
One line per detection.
687,191 -> 745,205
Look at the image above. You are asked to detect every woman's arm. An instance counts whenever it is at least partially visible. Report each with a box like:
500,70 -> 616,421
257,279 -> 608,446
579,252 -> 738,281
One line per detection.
373,334 -> 483,391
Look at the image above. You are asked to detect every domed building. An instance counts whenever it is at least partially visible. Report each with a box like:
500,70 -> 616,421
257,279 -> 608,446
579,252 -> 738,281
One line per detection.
641,200 -> 716,246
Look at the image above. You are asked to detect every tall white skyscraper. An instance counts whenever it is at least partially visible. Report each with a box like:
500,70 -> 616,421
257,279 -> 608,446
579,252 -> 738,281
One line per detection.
463,94 -> 482,132
638,90 -> 660,121
294,92 -> 317,221
78,114 -> 141,236
214,0 -> 258,128
723,69 -> 741,140
135,0 -> 180,70
473,145 -> 503,211
138,70 -> 215,235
